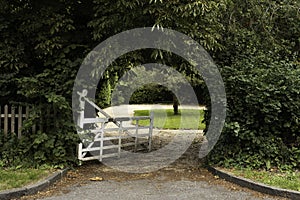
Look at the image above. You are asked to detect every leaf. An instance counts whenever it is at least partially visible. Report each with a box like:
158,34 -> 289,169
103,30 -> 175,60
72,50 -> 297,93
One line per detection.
89,177 -> 103,181
266,160 -> 271,170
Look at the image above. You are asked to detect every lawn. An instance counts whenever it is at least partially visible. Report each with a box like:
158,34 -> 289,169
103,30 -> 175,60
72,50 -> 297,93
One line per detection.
0,167 -> 53,191
133,109 -> 205,130
223,167 -> 300,191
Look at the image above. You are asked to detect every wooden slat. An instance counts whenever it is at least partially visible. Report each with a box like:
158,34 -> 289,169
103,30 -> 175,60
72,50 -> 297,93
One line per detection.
11,106 -> 15,134
80,152 -> 120,161
148,111 -> 154,151
118,121 -> 122,158
82,145 -> 119,152
135,119 -> 139,151
83,118 -> 108,124
100,126 -> 104,161
103,126 -> 150,132
113,116 -> 151,121
82,142 -> 139,153
93,135 -> 134,141
4,105 -> 8,137
78,143 -> 83,160
18,106 -> 22,138
80,156 -> 100,161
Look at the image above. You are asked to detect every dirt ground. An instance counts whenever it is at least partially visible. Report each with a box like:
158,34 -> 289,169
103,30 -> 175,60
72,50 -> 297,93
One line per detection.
19,131 -> 286,200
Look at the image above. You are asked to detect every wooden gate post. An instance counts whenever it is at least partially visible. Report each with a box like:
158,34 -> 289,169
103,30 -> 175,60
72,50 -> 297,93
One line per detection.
77,89 -> 87,129
148,111 -> 154,152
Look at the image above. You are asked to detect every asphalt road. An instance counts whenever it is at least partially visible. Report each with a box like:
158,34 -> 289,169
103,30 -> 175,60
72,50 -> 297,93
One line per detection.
38,179 -> 277,200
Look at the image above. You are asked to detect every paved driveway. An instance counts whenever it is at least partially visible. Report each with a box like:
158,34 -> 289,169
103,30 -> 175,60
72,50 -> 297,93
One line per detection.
38,179 -> 278,200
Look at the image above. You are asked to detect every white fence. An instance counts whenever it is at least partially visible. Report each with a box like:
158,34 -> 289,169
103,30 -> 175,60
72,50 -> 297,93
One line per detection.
77,90 -> 154,162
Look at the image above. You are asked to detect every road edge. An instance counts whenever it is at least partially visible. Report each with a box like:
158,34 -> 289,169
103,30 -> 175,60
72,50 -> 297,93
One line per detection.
207,166 -> 300,200
0,168 -> 68,200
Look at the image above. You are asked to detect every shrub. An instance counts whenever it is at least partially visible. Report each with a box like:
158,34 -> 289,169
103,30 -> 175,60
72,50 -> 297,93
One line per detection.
0,104 -> 80,168
129,84 -> 173,104
208,58 -> 300,170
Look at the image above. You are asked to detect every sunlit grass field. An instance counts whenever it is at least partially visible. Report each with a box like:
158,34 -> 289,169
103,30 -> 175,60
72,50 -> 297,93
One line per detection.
133,109 -> 205,130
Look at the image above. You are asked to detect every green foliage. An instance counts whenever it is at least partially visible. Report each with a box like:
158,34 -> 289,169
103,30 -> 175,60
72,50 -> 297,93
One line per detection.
215,0 -> 300,65
129,84 -> 173,104
208,59 -> 300,170
205,0 -> 300,170
89,0 -> 223,99
96,74 -> 114,108
0,0 -> 90,167
0,105 -> 80,168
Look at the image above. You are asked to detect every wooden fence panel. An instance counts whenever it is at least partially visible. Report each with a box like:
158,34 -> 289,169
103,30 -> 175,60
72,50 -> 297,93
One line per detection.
11,106 -> 15,134
0,105 -> 35,137
1,104 -> 56,138
4,105 -> 8,137
18,106 -> 22,138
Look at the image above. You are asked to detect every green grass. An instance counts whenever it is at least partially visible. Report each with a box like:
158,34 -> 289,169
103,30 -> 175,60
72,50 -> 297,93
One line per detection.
0,168 -> 53,191
225,168 -> 300,191
133,109 -> 205,130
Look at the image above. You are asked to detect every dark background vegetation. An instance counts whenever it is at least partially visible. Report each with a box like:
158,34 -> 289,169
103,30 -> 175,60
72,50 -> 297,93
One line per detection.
0,0 -> 299,170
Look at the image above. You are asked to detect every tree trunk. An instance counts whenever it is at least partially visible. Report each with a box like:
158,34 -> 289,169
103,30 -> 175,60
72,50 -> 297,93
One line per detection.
173,95 -> 179,115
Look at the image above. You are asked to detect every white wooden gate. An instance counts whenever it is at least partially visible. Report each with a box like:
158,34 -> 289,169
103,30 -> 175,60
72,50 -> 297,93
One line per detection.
77,90 -> 153,162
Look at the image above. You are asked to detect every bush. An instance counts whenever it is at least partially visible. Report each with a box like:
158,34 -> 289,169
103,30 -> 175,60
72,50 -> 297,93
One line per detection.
0,104 -> 80,168
129,84 -> 173,104
208,58 -> 300,170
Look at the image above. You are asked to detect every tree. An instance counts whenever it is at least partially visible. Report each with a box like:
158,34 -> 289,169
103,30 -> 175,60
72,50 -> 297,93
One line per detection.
0,0 -> 94,167
207,0 -> 300,169
88,0 -> 225,113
